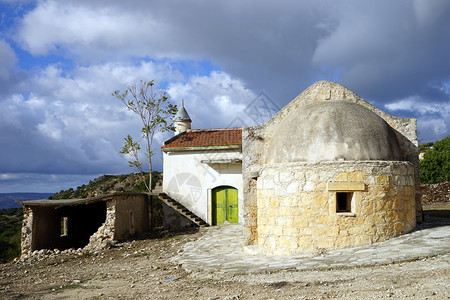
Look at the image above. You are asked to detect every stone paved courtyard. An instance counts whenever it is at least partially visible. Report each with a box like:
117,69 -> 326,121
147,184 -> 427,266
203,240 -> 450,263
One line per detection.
173,222 -> 450,274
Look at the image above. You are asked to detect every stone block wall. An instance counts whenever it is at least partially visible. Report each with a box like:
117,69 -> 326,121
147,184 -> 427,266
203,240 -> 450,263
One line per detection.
242,81 -> 422,247
242,126 -> 266,245
256,161 -> 416,255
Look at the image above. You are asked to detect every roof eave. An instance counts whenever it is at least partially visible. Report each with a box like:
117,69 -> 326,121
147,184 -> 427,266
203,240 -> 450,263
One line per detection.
161,144 -> 242,152
200,158 -> 242,164
16,192 -> 149,207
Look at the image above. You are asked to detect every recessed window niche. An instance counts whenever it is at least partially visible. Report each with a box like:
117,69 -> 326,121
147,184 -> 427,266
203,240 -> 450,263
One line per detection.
336,192 -> 352,213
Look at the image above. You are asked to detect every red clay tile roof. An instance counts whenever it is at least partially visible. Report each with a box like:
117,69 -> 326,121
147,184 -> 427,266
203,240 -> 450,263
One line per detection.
161,128 -> 242,150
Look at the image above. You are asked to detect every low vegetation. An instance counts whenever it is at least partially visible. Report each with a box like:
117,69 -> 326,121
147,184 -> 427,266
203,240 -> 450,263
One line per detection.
0,208 -> 22,263
50,172 -> 160,200
420,136 -> 450,184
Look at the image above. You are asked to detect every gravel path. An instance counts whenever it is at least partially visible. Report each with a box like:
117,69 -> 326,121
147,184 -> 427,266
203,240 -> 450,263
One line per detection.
0,204 -> 448,300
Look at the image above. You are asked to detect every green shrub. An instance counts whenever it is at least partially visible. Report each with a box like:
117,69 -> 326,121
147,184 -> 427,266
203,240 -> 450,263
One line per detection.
420,136 -> 450,184
118,174 -> 127,182
0,208 -> 22,263
419,142 -> 434,152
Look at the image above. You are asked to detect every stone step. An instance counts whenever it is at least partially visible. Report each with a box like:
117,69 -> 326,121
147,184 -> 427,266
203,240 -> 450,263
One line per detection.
158,193 -> 209,227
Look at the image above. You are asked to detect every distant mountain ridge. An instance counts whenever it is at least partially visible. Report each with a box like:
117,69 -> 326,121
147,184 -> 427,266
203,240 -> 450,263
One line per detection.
0,193 -> 54,209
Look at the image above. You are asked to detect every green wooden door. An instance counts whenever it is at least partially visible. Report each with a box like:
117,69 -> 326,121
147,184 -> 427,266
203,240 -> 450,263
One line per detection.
212,186 -> 238,225
213,187 -> 227,225
226,188 -> 238,223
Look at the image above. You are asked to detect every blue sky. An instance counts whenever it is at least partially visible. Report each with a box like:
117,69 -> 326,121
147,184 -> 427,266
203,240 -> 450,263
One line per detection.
0,0 -> 449,193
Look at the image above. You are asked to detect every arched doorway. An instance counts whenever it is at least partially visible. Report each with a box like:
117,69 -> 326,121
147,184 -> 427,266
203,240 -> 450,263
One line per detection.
212,186 -> 238,225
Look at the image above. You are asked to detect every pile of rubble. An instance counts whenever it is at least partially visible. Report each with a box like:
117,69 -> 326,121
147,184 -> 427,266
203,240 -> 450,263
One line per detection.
15,248 -> 89,263
421,182 -> 450,204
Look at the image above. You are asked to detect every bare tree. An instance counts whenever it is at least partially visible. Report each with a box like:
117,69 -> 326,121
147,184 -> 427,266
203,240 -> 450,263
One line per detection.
113,80 -> 177,193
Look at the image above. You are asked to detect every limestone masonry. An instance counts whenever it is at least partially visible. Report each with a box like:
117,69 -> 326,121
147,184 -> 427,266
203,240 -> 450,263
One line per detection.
242,81 -> 420,254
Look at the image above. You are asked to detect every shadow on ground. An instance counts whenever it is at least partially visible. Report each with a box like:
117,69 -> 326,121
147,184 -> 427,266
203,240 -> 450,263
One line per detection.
417,208 -> 450,230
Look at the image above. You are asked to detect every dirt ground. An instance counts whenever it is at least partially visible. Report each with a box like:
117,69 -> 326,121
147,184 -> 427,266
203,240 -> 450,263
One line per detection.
0,202 -> 449,300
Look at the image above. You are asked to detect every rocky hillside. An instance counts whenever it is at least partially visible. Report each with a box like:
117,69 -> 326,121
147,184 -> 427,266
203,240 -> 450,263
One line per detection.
50,172 -> 162,200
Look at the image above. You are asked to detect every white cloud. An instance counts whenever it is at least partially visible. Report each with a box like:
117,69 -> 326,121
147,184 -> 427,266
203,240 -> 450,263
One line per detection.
419,118 -> 447,138
36,111 -> 64,140
16,1 -> 142,55
14,0 -> 187,61
385,95 -> 450,142
386,96 -> 450,116
0,56 -> 256,192
168,71 -> 256,129
0,60 -> 185,177
0,173 -> 21,180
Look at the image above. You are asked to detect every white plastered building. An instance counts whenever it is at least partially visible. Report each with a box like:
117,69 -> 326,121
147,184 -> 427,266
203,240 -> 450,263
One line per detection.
161,102 -> 243,226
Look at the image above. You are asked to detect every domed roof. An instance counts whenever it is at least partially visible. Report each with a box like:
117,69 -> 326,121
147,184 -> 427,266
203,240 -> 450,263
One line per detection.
264,100 -> 403,163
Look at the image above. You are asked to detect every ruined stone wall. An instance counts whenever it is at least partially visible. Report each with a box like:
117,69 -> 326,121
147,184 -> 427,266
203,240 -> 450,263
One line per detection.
256,161 -> 416,255
85,201 -> 116,250
20,194 -> 149,255
21,204 -> 107,257
86,194 -> 149,250
113,194 -> 149,240
20,207 -> 33,256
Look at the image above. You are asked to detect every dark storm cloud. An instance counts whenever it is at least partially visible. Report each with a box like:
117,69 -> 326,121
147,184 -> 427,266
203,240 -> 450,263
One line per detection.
15,1 -> 449,104
1,0 -> 448,191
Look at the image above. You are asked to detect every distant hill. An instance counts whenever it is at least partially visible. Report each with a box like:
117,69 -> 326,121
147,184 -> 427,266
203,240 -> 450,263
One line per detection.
0,193 -> 54,209
49,172 -> 161,200
0,172 -> 161,209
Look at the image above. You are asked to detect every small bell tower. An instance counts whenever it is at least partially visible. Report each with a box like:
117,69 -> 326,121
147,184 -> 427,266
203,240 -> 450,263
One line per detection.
174,99 -> 192,135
